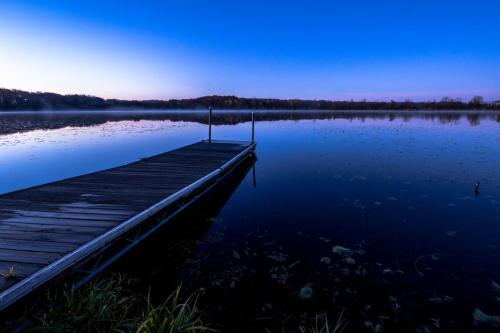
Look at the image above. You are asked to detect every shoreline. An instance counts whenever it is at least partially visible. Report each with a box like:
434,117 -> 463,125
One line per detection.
1,108 -> 500,114
1,109 -> 498,136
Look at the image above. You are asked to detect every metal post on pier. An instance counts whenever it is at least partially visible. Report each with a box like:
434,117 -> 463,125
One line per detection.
208,106 -> 212,144
251,112 -> 255,144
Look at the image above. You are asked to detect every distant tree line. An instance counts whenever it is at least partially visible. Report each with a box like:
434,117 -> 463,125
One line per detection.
1,88 -> 499,111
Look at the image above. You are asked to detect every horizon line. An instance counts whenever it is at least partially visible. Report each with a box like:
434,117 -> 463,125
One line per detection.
1,87 -> 498,104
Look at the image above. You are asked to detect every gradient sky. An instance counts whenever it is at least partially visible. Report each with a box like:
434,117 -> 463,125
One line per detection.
1,1 -> 499,101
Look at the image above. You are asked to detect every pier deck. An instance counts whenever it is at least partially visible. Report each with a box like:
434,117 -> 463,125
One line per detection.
0,140 -> 255,310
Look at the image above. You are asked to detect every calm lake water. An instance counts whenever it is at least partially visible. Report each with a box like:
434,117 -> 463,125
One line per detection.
1,110 -> 500,332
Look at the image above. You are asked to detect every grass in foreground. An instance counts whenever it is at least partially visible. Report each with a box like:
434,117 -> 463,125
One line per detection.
24,274 -> 346,333
135,287 -> 209,333
26,275 -> 208,333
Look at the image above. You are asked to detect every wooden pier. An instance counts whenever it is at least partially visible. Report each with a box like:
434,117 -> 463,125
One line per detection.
0,139 -> 256,311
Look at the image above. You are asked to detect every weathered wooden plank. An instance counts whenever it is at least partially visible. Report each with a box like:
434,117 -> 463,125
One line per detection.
0,239 -> 78,253
0,230 -> 94,243
0,216 -> 119,228
0,199 -> 135,209
0,210 -> 131,222
32,187 -> 177,196
83,170 -> 212,178
0,249 -> 63,265
0,205 -> 136,216
1,195 -> 155,206
62,180 -> 197,190
0,222 -> 109,234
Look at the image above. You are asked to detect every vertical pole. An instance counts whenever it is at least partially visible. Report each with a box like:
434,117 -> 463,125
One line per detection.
252,163 -> 257,188
208,106 -> 212,144
251,112 -> 255,144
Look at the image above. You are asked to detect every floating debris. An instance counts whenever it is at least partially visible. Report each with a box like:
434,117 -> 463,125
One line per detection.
391,302 -> 401,312
232,250 -> 241,260
387,196 -> 398,201
269,265 -> 289,285
431,317 -> 440,328
332,245 -> 352,256
427,295 -> 453,304
373,201 -> 382,206
431,254 -> 440,261
298,284 -> 314,300
204,231 -> 225,243
416,325 -> 432,333
382,268 -> 404,276
473,308 -> 500,327
320,257 -> 331,265
491,281 -> 500,294
355,249 -> 366,255
354,266 -> 367,276
267,252 -> 287,263
317,236 -> 331,243
262,303 -> 273,312
343,257 -> 356,265
287,260 -> 301,269
443,230 -> 456,237
413,253 -> 440,277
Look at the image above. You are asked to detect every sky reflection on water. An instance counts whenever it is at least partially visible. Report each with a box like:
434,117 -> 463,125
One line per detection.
1,111 -> 500,331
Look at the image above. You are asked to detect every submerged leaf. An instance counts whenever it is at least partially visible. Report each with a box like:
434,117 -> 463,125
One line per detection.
473,308 -> 500,327
298,284 -> 314,300
491,281 -> 500,294
332,246 -> 352,256
320,257 -> 331,265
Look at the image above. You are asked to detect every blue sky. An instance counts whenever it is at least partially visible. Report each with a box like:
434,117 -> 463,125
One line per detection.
1,1 -> 499,100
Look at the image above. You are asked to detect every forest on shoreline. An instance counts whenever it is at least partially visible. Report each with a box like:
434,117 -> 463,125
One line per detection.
1,88 -> 499,111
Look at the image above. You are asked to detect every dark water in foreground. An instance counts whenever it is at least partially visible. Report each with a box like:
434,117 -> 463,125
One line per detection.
1,111 -> 500,332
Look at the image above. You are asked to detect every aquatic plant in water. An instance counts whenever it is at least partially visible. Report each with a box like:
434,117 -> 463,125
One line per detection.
332,246 -> 352,256
491,280 -> 500,294
299,312 -> 347,333
472,308 -> 500,328
299,284 -> 314,300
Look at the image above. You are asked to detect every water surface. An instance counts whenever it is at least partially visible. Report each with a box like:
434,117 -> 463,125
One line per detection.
1,110 -> 499,332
